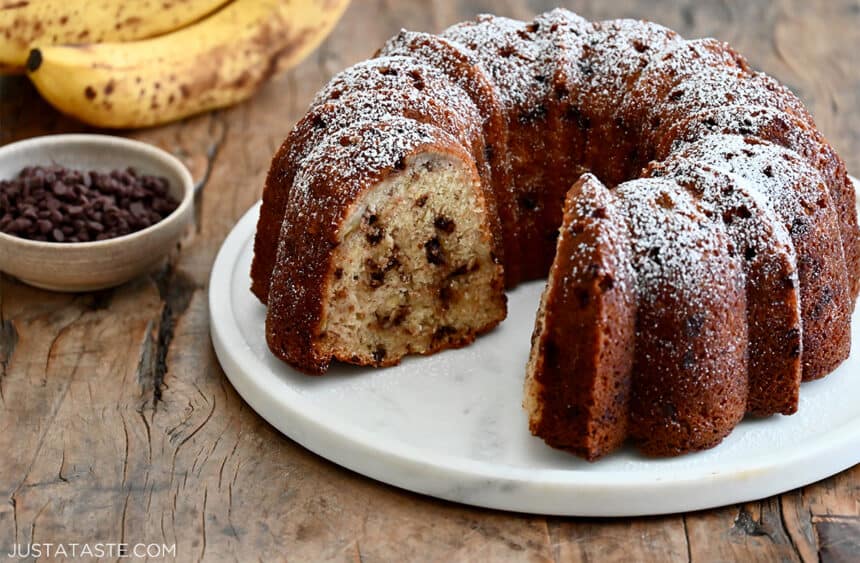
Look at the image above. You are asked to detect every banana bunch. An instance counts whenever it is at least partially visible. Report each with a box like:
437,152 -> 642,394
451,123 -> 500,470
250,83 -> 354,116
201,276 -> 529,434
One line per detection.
17,0 -> 350,128
0,0 -> 231,73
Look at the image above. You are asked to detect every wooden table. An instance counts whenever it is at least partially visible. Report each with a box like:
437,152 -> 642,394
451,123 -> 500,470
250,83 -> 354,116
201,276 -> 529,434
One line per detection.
1,0 -> 858,560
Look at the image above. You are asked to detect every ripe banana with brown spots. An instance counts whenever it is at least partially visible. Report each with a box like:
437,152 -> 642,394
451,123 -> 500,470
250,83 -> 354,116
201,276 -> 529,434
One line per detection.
0,0 -> 231,73
26,0 -> 350,128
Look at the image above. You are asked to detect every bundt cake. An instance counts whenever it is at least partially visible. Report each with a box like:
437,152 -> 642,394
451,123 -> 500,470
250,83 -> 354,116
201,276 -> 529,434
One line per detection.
250,9 -> 859,459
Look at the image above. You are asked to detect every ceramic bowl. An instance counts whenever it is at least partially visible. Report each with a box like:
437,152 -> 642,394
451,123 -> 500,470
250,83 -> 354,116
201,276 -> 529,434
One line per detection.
0,134 -> 194,291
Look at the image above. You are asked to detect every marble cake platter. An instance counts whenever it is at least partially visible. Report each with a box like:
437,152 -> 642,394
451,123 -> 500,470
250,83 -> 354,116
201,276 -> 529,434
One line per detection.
210,188 -> 860,517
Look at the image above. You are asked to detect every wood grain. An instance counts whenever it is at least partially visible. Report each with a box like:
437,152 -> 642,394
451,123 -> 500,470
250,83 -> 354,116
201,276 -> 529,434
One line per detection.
1,0 -> 858,561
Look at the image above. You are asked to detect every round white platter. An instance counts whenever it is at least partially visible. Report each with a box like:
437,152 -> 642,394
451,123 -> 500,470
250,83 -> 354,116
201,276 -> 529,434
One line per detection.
209,200 -> 860,517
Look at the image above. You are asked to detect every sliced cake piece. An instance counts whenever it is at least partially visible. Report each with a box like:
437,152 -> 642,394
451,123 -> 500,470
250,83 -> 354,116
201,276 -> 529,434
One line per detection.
266,117 -> 506,374
645,161 -> 802,416
525,174 -> 636,460
617,178 -> 748,456
672,134 -> 851,380
251,55 -> 494,303
377,30 -> 522,287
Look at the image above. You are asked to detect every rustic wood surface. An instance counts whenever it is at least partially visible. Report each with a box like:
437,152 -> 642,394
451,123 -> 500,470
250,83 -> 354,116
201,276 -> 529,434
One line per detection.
1,0 -> 858,560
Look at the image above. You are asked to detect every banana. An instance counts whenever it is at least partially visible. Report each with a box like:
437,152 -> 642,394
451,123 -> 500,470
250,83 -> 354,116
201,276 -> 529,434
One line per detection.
26,0 -> 350,128
0,0 -> 231,73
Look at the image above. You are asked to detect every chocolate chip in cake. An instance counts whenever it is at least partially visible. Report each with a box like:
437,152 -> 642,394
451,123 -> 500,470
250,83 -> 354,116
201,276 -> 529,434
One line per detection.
433,215 -> 455,234
365,226 -> 383,245
591,206 -> 607,219
447,262 -> 477,278
681,350 -> 696,370
519,194 -> 538,211
685,313 -> 705,338
519,104 -> 547,124
438,284 -> 453,306
432,325 -> 456,341
598,273 -> 615,292
484,145 -> 494,163
371,347 -> 387,363
424,236 -> 445,265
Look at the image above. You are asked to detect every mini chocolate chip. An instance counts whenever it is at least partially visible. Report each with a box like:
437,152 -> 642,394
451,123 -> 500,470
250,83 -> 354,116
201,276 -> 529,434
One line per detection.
365,226 -> 383,245
519,194 -> 538,211
424,237 -> 445,265
484,145 -> 494,163
439,284 -> 453,305
0,164 -> 178,243
433,215 -> 455,234
681,350 -> 696,370
685,313 -> 705,338
591,207 -> 607,219
432,325 -> 457,341
598,274 -> 615,291
519,104 -> 547,124
371,347 -> 387,363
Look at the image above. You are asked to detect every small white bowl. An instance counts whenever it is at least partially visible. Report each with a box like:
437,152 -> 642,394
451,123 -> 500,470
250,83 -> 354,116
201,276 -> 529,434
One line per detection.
0,134 -> 194,291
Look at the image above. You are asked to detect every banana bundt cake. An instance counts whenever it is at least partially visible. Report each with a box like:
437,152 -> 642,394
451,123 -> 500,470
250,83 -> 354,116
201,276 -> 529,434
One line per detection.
250,9 -> 859,459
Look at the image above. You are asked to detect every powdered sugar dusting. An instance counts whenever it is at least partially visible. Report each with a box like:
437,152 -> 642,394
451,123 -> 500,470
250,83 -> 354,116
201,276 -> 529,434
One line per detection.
561,175 -> 635,301
646,159 -> 797,285
667,134 -> 828,229
577,19 -> 681,103
378,31 -> 501,124
290,117 -> 443,214
616,177 -> 741,306
442,14 -> 558,109
312,55 -> 480,126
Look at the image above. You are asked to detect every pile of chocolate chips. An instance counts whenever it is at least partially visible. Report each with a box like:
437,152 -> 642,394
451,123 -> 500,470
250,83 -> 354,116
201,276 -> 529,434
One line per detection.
0,164 -> 179,243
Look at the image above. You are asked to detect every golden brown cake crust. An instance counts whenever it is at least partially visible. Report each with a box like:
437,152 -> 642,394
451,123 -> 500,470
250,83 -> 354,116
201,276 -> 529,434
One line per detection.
526,174 -> 636,460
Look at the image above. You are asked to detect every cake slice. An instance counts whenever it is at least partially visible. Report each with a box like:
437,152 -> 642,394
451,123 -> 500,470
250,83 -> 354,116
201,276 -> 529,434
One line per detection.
645,161 -> 802,415
378,30 -> 521,287
618,178 -> 748,456
251,55 -> 493,304
265,117 -> 506,373
525,174 -> 636,460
